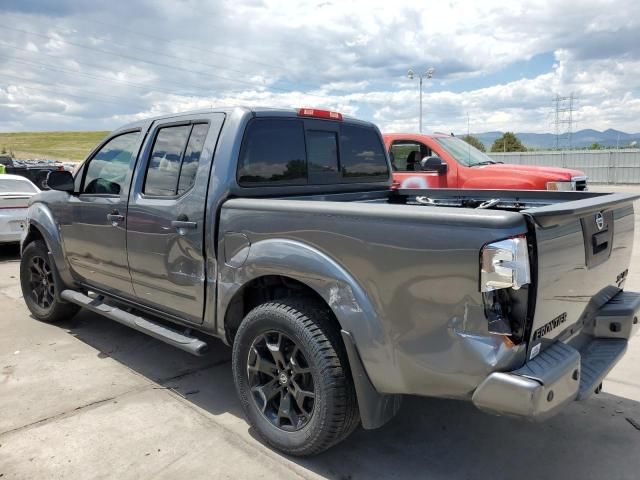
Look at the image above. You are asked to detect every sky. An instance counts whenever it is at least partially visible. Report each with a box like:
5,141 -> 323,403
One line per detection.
0,0 -> 639,134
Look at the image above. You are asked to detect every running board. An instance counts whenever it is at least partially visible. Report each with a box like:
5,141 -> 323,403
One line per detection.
61,290 -> 209,356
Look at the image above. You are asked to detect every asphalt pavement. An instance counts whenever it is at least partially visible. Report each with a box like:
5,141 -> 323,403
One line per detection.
1,185 -> 640,479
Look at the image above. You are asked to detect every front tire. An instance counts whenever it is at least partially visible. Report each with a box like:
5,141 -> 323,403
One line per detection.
20,240 -> 78,323
232,299 -> 359,456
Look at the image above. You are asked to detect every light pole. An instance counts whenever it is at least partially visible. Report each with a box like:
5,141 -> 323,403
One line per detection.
407,67 -> 435,133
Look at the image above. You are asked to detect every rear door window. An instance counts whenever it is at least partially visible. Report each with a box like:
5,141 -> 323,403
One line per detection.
178,123 -> 209,195
144,123 -> 210,196
144,125 -> 191,196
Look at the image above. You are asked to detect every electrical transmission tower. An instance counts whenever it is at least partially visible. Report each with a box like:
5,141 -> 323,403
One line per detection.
552,93 -> 576,150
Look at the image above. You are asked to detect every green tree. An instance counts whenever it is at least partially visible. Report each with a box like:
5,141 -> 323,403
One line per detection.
461,134 -> 486,152
589,142 -> 603,150
491,132 -> 526,152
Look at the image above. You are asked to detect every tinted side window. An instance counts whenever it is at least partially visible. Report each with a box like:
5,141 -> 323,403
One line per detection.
178,123 -> 208,195
307,130 -> 338,173
144,125 -> 191,196
238,119 -> 307,186
83,131 -> 140,194
390,142 -> 429,171
339,125 -> 389,179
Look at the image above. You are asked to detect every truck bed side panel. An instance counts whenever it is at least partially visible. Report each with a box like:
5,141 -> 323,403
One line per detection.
219,198 -> 529,398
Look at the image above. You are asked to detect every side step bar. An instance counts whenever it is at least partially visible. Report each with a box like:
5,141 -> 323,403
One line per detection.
61,290 -> 208,356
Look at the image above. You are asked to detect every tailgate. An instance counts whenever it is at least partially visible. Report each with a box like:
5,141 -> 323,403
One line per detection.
523,192 -> 639,358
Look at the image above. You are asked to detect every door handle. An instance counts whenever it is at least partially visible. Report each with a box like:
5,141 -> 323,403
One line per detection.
171,220 -> 197,230
106,212 -> 125,224
592,230 -> 609,254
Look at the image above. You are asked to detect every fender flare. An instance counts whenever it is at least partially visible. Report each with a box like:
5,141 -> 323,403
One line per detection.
217,238 -> 400,429
217,239 -> 392,385
24,202 -> 76,288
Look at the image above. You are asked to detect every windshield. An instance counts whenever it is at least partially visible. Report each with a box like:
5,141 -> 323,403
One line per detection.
434,136 -> 499,167
0,178 -> 38,193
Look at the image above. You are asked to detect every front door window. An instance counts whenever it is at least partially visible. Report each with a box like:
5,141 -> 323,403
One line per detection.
390,142 -> 431,171
83,132 -> 140,195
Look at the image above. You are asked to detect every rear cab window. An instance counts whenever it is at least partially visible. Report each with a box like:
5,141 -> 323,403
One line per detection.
237,118 -> 389,187
237,120 -> 307,186
340,125 -> 388,180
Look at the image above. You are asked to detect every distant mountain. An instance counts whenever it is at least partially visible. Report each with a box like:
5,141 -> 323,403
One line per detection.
469,129 -> 640,149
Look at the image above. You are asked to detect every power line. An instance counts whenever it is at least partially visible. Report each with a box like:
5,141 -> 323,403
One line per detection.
83,17 -> 292,74
0,74 -> 150,110
0,25 -> 270,91
0,46 -> 199,96
0,25 -> 324,98
80,17 -> 321,92
0,70 -> 151,105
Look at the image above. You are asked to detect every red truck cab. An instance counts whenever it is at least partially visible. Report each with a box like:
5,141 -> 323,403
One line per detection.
383,133 -> 587,190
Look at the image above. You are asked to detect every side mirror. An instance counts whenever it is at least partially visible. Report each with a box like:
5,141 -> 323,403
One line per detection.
46,170 -> 75,193
421,156 -> 448,175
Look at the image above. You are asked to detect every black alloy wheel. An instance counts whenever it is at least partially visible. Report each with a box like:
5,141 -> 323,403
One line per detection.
20,240 -> 79,322
232,299 -> 360,456
247,331 -> 316,431
27,254 -> 55,311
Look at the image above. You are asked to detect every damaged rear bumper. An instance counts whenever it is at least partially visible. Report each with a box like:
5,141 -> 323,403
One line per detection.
472,291 -> 640,420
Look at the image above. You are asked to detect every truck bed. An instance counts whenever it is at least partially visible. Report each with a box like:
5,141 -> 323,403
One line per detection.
220,188 -> 638,398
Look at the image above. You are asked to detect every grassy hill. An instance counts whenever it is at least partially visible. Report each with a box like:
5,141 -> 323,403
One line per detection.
0,131 -> 109,162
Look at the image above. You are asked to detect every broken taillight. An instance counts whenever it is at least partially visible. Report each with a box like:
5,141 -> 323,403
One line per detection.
480,236 -> 530,292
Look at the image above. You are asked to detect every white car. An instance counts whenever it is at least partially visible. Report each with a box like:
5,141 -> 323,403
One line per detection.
0,174 -> 40,244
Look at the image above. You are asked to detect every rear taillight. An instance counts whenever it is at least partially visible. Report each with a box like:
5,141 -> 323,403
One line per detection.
481,236 -> 531,339
297,108 -> 343,121
480,236 -> 530,292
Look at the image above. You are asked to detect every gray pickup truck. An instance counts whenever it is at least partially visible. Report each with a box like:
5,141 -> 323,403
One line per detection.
20,107 -> 640,456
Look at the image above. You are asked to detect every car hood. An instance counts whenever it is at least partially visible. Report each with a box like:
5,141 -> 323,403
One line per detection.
478,163 -> 585,180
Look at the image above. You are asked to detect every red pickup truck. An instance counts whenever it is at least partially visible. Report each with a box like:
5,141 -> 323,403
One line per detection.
384,133 -> 587,190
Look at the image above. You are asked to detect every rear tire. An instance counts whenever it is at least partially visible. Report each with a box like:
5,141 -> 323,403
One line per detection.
20,240 -> 79,323
232,299 -> 359,456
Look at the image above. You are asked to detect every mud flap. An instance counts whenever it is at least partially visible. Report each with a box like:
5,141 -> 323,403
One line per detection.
341,330 -> 402,429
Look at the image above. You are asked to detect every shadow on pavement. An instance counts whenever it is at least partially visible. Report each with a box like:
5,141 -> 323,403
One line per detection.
0,243 -> 20,262
62,309 -> 239,418
63,310 -> 640,480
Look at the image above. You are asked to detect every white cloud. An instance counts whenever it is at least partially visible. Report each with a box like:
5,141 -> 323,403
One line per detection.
0,0 -> 639,134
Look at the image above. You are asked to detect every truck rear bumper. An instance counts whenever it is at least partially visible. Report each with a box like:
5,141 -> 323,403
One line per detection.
472,290 -> 640,420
